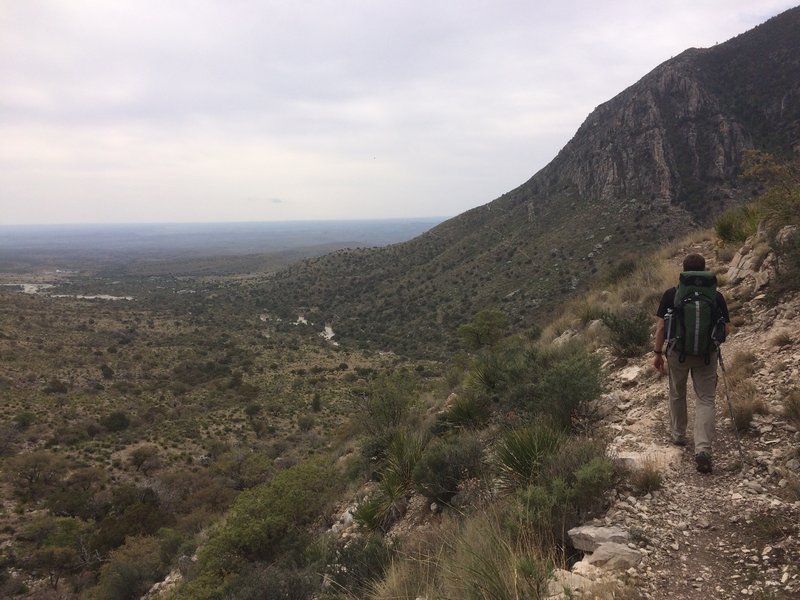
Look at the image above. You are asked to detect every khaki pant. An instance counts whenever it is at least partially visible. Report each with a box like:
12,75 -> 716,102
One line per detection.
667,350 -> 718,454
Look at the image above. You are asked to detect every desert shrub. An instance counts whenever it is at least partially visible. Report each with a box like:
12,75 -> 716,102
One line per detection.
297,414 -> 315,431
17,515 -> 89,588
714,204 -> 760,243
354,372 -> 418,435
412,434 -> 482,503
605,258 -> 637,284
528,343 -> 603,428
457,308 -> 508,350
91,485 -> 173,554
85,536 -> 165,600
101,411 -> 130,432
129,445 -> 161,474
494,422 -> 564,490
513,438 -> 614,547
0,424 -> 19,457
600,307 -> 651,357
43,378 -> 68,394
157,528 -> 185,565
468,351 -> 511,395
45,467 -> 106,520
782,388 -> 800,426
192,459 -> 338,585
465,339 -> 601,428
6,451 -> 68,501
211,451 -> 274,491
725,350 -> 760,386
325,533 -> 394,596
214,565 -> 319,600
13,411 -> 35,430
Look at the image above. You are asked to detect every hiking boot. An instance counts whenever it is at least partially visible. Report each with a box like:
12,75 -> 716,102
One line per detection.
695,451 -> 713,474
672,437 -> 687,447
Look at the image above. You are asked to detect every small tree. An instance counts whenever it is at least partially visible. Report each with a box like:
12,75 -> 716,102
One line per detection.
457,308 -> 508,350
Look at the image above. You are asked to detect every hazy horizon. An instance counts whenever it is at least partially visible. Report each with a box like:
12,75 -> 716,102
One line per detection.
0,218 -> 447,270
2,1 -> 796,226
0,216 -> 450,229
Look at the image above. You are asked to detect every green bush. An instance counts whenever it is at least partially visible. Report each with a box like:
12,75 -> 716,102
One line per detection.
457,308 -> 508,350
600,308 -> 651,357
192,459 -> 337,583
529,344 -> 603,428
13,411 -> 35,430
85,536 -> 165,600
605,258 -> 637,284
468,352 -> 509,394
354,372 -> 418,435
412,434 -> 482,503
714,204 -> 760,243
43,378 -> 68,394
101,411 -> 130,432
215,565 -> 319,600
325,533 -> 394,595
513,438 -> 614,547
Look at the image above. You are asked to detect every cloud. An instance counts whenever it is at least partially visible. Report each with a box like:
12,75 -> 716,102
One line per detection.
1,0 -> 797,224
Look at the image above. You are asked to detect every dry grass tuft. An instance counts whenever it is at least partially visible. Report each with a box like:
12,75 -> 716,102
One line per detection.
781,388 -> 800,426
769,330 -> 794,348
628,455 -> 663,495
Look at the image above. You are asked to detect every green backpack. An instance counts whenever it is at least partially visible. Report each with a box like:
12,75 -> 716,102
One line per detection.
666,271 -> 722,363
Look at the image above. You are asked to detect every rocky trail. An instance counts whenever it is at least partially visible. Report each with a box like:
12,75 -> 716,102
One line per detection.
564,239 -> 800,599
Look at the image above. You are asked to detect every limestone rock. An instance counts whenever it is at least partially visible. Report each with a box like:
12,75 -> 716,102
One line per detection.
586,542 -> 643,570
547,568 -> 594,598
568,525 -> 629,552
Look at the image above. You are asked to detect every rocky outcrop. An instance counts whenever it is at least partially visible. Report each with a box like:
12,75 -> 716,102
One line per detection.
528,7 -> 800,223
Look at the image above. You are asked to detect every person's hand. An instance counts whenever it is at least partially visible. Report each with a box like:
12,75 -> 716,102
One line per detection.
653,353 -> 666,375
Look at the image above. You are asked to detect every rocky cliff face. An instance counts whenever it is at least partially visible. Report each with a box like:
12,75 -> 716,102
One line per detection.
524,6 -> 800,224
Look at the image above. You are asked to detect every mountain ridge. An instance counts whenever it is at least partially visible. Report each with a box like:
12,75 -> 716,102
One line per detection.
254,7 -> 800,355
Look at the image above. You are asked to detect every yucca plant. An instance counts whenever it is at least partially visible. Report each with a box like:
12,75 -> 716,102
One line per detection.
385,429 -> 429,488
494,422 -> 565,490
442,393 -> 491,430
353,470 -> 409,533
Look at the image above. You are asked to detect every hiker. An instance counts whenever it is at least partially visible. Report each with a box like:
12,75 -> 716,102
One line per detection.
652,253 -> 730,474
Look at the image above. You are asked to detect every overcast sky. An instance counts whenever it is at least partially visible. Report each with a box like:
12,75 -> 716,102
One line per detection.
1,1 -> 796,225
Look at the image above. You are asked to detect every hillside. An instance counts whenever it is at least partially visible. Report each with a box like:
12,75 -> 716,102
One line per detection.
147,164 -> 800,599
253,6 -> 800,356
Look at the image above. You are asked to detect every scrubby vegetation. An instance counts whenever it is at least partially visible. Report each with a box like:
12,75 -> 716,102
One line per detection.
3,150 -> 798,598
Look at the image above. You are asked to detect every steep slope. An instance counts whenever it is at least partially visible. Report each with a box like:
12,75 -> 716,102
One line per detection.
253,7 -> 800,355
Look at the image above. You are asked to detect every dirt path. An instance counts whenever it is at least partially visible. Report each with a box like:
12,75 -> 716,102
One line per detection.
595,285 -> 800,599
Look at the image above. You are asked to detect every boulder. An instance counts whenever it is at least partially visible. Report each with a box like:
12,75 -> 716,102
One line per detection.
547,568 -> 594,598
568,525 -> 629,552
585,542 -> 643,570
